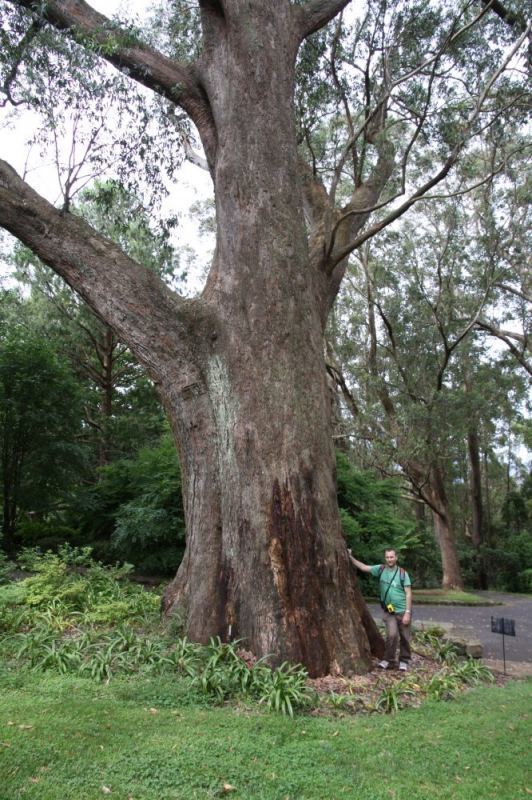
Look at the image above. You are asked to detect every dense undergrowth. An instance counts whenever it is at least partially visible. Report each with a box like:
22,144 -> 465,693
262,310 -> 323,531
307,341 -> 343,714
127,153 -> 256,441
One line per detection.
0,547 -> 496,717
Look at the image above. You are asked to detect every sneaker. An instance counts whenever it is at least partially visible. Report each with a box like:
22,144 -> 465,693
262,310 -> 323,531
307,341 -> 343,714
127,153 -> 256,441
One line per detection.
378,660 -> 390,669
399,661 -> 408,671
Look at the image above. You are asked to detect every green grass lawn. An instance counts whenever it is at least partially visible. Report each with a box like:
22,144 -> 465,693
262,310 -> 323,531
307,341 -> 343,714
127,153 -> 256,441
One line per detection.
365,590 -> 499,605
411,589 -> 499,605
0,668 -> 529,800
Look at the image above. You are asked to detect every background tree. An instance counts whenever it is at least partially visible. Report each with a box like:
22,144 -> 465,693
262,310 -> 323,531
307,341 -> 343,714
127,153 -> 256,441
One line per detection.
329,173 -> 530,590
0,0 -> 528,675
12,180 -> 185,465
0,291 -> 84,554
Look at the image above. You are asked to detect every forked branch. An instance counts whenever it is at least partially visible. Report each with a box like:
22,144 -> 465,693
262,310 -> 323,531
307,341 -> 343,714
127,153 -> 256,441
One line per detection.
328,25 -> 530,268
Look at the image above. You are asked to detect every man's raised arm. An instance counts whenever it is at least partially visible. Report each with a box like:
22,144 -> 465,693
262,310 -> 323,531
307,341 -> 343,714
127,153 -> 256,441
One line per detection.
348,551 -> 372,573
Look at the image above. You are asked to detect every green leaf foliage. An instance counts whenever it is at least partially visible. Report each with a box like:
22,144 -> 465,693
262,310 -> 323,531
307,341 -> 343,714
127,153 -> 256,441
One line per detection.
72,433 -> 185,575
336,451 -> 419,559
0,295 -> 86,552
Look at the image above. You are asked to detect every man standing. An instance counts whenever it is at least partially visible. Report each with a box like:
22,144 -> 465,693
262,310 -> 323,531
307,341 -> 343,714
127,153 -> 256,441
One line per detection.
349,548 -> 413,671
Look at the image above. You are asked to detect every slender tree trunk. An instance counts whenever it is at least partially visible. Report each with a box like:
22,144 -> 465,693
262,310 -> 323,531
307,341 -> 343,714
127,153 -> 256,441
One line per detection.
482,448 -> 493,548
427,465 -> 464,590
467,427 -> 488,589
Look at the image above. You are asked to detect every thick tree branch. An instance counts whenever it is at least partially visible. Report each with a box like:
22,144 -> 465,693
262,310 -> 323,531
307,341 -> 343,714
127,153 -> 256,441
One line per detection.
7,0 -> 218,167
0,159 -> 202,381
325,128 -> 395,308
494,282 -> 532,304
298,158 -> 329,227
296,0 -> 351,41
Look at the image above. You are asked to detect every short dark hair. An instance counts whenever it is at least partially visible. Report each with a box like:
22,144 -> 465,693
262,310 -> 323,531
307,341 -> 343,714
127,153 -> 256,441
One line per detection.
384,548 -> 396,555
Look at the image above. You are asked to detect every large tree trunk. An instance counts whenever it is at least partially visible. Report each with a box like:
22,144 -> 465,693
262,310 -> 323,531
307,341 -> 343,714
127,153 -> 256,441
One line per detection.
159,6 -> 377,674
158,271 -> 376,673
161,367 -> 375,674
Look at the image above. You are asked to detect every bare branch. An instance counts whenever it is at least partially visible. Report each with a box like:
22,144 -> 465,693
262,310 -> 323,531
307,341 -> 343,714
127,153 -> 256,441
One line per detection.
296,0 -> 352,41
325,340 -> 360,418
183,139 -> 209,172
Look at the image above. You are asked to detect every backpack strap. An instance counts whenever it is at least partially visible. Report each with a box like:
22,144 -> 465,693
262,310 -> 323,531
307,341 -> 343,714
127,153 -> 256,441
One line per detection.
380,564 -> 406,588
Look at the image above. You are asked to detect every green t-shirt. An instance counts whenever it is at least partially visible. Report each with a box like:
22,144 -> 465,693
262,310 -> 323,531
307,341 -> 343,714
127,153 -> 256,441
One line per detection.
370,565 -> 411,614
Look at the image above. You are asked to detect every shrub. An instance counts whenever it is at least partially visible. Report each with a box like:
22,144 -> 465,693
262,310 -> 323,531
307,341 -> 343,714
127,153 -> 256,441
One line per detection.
71,434 -> 186,575
255,661 -> 313,717
451,658 -> 494,686
0,547 -> 159,632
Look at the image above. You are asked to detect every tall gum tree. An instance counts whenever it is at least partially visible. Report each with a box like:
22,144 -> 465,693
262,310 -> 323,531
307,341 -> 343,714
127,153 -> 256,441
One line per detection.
0,0 -> 528,675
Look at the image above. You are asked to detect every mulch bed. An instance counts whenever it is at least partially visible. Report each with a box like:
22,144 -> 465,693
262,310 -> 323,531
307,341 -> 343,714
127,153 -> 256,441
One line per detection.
304,650 -> 513,715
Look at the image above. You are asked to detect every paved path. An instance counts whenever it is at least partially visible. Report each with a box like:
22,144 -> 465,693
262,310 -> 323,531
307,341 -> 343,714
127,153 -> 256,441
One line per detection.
368,591 -> 532,663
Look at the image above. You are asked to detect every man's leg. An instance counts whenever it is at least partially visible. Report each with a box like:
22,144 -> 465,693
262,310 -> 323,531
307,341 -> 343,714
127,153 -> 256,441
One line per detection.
382,613 -> 399,665
397,615 -> 412,663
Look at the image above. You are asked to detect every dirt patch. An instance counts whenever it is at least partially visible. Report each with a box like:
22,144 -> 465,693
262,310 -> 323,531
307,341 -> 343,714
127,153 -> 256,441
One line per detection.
308,651 -> 439,690
305,651 -> 442,714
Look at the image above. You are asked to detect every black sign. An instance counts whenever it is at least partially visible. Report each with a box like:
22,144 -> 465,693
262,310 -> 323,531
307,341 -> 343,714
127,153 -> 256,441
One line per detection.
491,617 -> 516,637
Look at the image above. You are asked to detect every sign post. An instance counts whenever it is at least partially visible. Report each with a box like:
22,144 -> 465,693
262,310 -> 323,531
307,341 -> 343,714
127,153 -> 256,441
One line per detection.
490,617 -> 516,674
